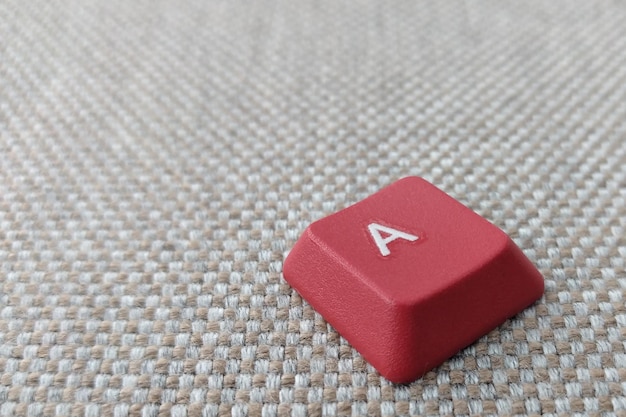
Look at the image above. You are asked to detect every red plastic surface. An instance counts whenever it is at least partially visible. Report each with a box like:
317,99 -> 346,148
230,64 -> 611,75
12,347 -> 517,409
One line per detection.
283,177 -> 544,383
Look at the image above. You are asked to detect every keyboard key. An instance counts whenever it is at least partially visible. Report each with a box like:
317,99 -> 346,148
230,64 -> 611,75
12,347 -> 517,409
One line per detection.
283,176 -> 544,383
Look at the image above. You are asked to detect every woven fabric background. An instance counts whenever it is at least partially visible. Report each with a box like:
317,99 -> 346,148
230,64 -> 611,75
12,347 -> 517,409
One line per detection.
1,1 -> 626,416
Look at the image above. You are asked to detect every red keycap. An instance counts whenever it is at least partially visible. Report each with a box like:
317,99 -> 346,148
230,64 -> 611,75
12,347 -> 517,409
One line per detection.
283,176 -> 544,383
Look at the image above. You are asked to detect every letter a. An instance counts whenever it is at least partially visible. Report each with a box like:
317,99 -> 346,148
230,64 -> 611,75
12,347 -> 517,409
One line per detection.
367,223 -> 418,256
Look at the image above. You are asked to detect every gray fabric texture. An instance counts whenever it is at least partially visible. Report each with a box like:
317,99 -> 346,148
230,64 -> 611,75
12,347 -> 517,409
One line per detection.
1,1 -> 626,416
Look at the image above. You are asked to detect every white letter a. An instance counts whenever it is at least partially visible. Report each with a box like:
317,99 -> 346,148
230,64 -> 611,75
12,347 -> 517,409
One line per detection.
367,223 -> 418,256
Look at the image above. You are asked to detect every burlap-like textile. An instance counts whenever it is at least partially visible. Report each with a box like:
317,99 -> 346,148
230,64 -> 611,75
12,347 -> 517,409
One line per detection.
1,1 -> 626,416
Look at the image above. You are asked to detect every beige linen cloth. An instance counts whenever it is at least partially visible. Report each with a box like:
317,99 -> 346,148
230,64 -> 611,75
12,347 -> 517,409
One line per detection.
1,1 -> 625,416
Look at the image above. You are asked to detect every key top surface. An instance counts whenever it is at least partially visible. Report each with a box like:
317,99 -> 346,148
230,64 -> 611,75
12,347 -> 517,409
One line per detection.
283,176 -> 544,383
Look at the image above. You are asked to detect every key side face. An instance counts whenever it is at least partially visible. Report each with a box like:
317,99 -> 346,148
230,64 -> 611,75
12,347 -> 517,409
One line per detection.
308,176 -> 508,305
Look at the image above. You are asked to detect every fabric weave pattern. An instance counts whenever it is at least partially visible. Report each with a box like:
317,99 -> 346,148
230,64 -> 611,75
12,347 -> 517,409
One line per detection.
1,1 -> 626,416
